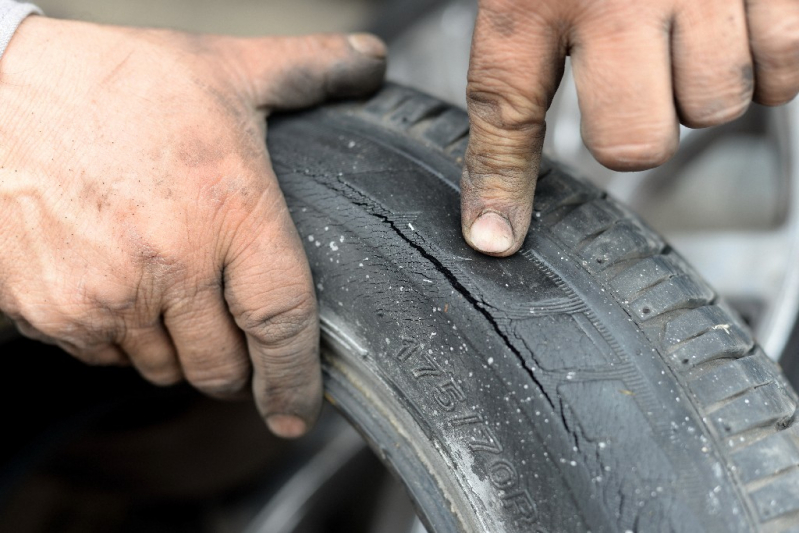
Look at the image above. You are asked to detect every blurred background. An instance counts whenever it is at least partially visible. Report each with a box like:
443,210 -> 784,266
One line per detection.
33,0 -> 371,35
3,0 -> 799,531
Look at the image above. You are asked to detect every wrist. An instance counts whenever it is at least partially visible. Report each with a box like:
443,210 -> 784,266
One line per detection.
0,16 -> 51,167
2,15 -> 53,68
0,1 -> 42,60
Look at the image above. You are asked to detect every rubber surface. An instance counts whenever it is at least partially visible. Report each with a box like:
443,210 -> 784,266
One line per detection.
268,84 -> 799,533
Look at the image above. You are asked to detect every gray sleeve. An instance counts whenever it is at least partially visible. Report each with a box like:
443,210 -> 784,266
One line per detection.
0,0 -> 41,60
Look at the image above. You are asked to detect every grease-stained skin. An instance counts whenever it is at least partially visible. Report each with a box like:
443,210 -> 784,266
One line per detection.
0,17 -> 386,438
463,0 -> 799,257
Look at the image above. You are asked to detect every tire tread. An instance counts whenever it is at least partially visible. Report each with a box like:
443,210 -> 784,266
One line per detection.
344,85 -> 799,531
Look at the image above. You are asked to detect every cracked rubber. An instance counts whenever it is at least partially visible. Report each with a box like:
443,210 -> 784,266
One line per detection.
268,84 -> 799,533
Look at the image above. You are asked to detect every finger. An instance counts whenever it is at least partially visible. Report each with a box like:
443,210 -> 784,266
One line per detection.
225,33 -> 387,110
224,188 -> 320,439
119,322 -> 183,386
163,286 -> 250,398
462,2 -> 565,257
571,16 -> 679,171
746,0 -> 799,106
672,0 -> 753,128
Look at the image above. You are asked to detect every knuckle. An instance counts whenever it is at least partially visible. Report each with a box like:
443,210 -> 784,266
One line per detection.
755,72 -> 799,106
262,371 -> 322,412
0,289 -> 21,318
143,369 -> 183,387
186,362 -> 250,396
70,344 -> 125,366
464,131 -> 540,182
466,82 -> 547,133
12,319 -> 52,344
461,165 -> 534,204
590,135 -> 676,171
476,1 -> 521,37
583,111 -> 677,171
464,87 -> 545,179
124,237 -> 187,286
678,65 -> 753,128
80,284 -> 137,316
240,291 -> 317,347
680,97 -> 750,128
756,86 -> 799,107
91,355 -> 127,367
55,341 -> 87,360
133,356 -> 183,386
753,23 -> 799,72
752,23 -> 799,105
16,305 -> 71,340
2,282 -> 127,350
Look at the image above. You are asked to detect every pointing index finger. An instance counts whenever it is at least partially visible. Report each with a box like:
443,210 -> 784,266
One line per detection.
463,1 -> 566,256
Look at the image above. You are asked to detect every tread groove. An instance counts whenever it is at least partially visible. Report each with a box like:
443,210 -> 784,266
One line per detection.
745,463 -> 799,493
705,380 -> 779,415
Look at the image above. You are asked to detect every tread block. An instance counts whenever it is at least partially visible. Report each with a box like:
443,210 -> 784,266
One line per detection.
609,256 -> 676,302
362,85 -> 413,117
387,95 -> 446,130
731,430 -> 799,484
533,171 -> 598,215
750,467 -> 799,522
664,306 -> 751,349
420,108 -> 470,147
688,353 -> 776,405
629,275 -> 715,321
580,220 -> 664,273
710,382 -> 796,437
670,329 -> 754,371
551,200 -> 624,247
514,313 -> 618,371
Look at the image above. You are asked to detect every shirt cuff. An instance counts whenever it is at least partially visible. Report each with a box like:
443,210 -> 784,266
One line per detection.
0,2 -> 42,60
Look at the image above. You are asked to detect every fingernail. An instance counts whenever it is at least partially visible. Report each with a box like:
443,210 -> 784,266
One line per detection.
267,414 -> 307,439
469,212 -> 514,254
347,33 -> 387,59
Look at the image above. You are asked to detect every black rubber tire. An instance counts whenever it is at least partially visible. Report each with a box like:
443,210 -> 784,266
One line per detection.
268,84 -> 799,533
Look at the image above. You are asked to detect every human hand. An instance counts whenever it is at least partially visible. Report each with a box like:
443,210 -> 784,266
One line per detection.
0,17 -> 386,437
461,0 -> 799,256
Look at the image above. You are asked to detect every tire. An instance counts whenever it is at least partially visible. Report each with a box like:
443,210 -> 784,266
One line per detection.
267,84 -> 799,533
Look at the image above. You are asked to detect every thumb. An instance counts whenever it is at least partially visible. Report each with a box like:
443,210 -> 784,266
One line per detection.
228,33 -> 387,110
462,5 -> 564,257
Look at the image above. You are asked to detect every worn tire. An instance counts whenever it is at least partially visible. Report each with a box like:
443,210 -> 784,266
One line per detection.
268,84 -> 799,533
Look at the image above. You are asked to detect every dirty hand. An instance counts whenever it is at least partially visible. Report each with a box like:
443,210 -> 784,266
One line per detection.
0,16 -> 386,437
462,0 -> 799,256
